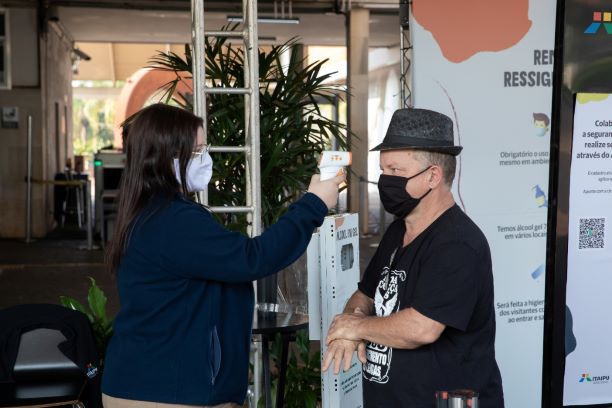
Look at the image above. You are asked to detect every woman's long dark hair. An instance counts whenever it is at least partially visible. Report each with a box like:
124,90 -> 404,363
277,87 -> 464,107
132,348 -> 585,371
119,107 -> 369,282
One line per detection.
106,103 -> 203,274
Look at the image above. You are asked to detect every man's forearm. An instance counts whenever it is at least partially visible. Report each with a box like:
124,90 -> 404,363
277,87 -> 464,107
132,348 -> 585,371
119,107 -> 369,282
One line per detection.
328,307 -> 445,349
357,308 -> 444,349
343,290 -> 373,315
329,292 -> 444,350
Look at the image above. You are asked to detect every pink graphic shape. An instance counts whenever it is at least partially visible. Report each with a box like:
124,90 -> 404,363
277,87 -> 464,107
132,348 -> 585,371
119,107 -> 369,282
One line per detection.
413,0 -> 533,63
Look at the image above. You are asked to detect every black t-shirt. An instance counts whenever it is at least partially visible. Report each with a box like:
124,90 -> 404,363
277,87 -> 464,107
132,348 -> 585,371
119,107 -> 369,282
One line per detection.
358,205 -> 504,408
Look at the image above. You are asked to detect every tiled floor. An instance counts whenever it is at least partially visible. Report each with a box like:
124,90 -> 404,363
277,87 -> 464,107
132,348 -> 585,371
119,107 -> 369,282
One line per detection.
0,235 -> 117,316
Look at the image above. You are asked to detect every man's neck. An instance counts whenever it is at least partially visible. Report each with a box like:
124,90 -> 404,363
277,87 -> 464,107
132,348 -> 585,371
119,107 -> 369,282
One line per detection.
403,191 -> 455,245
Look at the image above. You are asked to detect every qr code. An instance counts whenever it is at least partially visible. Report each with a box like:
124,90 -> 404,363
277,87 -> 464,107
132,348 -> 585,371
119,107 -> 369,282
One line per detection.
579,218 -> 605,249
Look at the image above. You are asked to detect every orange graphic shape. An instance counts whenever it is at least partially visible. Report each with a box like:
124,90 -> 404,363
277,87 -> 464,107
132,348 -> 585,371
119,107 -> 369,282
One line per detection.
413,0 -> 532,63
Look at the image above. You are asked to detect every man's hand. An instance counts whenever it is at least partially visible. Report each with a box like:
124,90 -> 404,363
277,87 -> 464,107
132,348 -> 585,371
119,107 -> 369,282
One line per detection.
326,307 -> 368,345
322,339 -> 367,375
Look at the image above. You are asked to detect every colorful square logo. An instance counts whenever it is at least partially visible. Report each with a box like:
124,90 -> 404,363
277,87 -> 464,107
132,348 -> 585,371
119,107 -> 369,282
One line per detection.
585,11 -> 612,34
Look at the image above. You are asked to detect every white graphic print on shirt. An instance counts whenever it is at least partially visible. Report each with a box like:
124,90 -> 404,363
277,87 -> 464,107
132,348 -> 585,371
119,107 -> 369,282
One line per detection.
363,266 -> 406,384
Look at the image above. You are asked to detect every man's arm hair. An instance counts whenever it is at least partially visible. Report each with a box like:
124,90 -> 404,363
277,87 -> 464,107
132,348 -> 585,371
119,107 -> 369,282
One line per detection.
334,290 -> 444,349
330,290 -> 446,349
356,307 -> 445,349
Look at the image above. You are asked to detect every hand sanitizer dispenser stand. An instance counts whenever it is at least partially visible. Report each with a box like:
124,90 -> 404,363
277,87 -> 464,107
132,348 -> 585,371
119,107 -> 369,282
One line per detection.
307,213 -> 363,408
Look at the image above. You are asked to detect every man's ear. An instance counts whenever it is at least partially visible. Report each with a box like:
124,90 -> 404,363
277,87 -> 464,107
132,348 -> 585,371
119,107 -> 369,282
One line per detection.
429,165 -> 444,188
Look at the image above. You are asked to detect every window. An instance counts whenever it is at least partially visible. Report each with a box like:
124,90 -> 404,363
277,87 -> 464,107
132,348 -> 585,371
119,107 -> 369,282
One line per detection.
0,9 -> 10,89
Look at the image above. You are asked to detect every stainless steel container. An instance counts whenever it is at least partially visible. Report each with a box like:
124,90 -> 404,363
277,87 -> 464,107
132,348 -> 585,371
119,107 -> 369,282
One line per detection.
449,390 -> 479,408
436,389 -> 479,408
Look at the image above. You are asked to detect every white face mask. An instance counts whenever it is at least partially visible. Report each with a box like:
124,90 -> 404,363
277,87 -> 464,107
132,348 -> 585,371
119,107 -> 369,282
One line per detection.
174,150 -> 213,192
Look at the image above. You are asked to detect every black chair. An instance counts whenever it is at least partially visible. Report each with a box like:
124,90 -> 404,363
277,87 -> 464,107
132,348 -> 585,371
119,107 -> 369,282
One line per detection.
0,304 -> 101,408
0,328 -> 86,407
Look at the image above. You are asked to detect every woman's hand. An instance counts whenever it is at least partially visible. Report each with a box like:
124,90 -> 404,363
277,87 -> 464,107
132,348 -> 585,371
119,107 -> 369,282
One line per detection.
307,171 -> 345,209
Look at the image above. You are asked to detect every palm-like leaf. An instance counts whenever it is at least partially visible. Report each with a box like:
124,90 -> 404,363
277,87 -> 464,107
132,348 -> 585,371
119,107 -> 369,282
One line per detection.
148,29 -> 348,230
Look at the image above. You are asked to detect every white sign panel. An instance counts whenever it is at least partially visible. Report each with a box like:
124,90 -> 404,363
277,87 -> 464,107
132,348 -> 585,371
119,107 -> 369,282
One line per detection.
1,106 -> 18,129
307,213 -> 363,408
563,93 -> 612,406
410,1 -> 556,406
307,232 -> 322,341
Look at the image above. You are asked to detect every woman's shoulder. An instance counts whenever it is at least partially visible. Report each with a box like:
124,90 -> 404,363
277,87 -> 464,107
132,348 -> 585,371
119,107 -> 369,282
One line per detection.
140,194 -> 212,225
168,194 -> 212,217
139,196 -> 215,242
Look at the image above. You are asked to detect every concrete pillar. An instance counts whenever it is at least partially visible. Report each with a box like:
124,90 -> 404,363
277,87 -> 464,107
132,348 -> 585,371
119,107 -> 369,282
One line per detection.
347,7 -> 369,234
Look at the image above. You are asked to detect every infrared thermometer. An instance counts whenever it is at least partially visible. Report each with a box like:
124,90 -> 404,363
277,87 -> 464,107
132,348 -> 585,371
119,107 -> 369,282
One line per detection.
318,151 -> 352,181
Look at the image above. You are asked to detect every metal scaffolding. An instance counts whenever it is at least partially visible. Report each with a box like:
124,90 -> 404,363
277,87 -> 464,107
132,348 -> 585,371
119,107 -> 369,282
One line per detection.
399,0 -> 412,108
190,0 -> 262,405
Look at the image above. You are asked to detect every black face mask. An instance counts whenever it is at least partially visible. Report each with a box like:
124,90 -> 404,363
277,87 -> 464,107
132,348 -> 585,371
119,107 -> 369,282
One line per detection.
378,166 -> 432,219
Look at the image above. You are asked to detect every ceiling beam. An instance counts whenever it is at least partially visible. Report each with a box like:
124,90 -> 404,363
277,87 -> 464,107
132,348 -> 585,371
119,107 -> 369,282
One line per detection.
1,0 -> 398,15
40,0 -> 397,14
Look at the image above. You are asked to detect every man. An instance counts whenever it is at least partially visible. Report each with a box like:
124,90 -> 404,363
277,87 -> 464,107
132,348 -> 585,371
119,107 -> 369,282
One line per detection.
322,108 -> 504,407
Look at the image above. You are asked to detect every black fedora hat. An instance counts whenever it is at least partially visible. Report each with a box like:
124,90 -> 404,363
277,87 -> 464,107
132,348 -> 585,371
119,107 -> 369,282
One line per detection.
371,108 -> 462,156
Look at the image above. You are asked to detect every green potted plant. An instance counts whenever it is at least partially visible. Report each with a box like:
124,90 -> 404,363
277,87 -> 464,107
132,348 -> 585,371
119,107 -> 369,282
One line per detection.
270,330 -> 322,408
148,33 -> 347,230
60,277 -> 113,364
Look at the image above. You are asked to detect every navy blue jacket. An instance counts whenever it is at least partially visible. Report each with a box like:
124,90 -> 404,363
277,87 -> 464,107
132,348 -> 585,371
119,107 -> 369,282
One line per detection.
101,192 -> 327,405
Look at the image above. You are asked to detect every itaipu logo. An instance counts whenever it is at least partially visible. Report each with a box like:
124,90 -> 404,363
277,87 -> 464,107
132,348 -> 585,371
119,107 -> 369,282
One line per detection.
579,373 -> 609,384
585,12 -> 612,34
86,363 -> 98,379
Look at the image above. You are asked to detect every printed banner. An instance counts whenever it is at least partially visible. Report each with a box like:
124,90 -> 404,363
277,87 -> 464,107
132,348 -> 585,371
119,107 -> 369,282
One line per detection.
563,93 -> 612,406
411,1 -> 556,407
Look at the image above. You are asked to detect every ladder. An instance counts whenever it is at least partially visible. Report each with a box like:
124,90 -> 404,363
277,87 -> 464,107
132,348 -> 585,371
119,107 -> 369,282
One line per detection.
190,0 -> 262,405
399,0 -> 413,108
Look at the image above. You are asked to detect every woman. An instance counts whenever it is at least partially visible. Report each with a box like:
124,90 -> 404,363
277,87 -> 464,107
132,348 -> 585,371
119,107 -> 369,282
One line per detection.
101,104 -> 343,408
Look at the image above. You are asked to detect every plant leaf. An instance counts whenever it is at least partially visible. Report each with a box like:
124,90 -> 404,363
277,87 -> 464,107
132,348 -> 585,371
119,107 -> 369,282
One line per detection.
59,296 -> 93,322
87,277 -> 108,325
